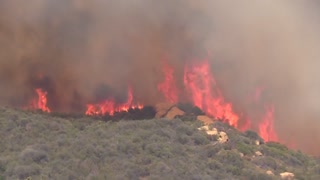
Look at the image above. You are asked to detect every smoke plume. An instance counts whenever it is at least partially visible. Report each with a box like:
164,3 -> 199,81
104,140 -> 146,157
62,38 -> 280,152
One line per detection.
0,0 -> 320,155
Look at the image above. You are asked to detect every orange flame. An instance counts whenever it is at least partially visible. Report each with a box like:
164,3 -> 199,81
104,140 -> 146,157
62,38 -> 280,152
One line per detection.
259,105 -> 278,142
85,87 -> 143,116
157,60 -> 178,103
30,88 -> 51,112
183,59 -> 239,127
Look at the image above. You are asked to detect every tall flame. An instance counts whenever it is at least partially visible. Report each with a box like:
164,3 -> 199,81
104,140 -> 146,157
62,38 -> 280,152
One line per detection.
183,59 -> 239,127
259,105 -> 278,142
24,56 -> 279,144
157,60 -> 178,103
30,88 -> 51,113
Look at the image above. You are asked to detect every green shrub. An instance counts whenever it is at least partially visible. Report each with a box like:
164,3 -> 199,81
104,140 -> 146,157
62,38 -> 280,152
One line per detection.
192,133 -> 210,145
244,170 -> 274,180
237,142 -> 255,155
0,159 -> 5,173
252,157 -> 278,170
20,148 -> 48,163
216,150 -> 244,168
266,142 -> 288,151
13,165 -> 40,179
1,108 -> 320,179
145,143 -> 172,158
177,134 -> 189,144
206,144 -> 223,158
208,159 -> 222,170
176,124 -> 194,136
245,130 -> 262,141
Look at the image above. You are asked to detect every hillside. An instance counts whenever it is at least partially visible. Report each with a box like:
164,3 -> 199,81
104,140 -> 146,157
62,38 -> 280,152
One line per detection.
0,107 -> 319,180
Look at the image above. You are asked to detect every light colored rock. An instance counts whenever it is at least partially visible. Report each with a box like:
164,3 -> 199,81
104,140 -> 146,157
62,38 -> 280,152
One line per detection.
280,172 -> 294,180
255,151 -> 263,156
198,126 -> 218,135
155,102 -> 175,118
198,125 -> 210,131
165,106 -> 185,119
266,170 -> 274,176
218,131 -> 229,143
206,128 -> 218,136
197,115 -> 214,125
255,140 -> 260,145
239,153 -> 244,157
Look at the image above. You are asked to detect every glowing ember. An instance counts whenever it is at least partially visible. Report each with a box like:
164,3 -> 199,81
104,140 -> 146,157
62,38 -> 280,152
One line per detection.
85,87 -> 143,116
183,59 -> 239,127
259,105 -> 278,142
157,60 -> 178,103
30,88 -> 51,112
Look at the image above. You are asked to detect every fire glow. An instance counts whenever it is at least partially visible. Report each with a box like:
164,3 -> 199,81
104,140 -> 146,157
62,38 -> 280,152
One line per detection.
157,60 -> 179,104
259,105 -> 278,142
85,87 -> 143,116
183,59 -> 239,127
29,88 -> 51,113
25,58 -> 278,142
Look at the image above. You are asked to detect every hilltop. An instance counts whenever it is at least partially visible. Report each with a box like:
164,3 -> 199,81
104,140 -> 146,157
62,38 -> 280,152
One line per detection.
0,107 -> 319,180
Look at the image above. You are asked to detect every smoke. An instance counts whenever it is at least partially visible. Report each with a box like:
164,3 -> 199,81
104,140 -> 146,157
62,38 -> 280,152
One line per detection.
0,0 -> 320,154
204,1 -> 320,155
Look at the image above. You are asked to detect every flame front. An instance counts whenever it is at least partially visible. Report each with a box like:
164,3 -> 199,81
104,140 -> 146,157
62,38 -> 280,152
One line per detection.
183,59 -> 239,127
85,87 -> 143,116
157,60 -> 178,103
22,56 -> 279,144
30,88 -> 51,113
259,105 -> 278,142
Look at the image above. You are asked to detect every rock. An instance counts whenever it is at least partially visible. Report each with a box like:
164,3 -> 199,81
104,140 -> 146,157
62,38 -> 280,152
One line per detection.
165,106 -> 185,119
155,102 -> 175,118
255,151 -> 263,156
206,128 -> 218,136
198,126 -> 218,135
239,153 -> 244,158
266,170 -> 274,176
280,172 -> 294,180
198,125 -> 210,131
255,140 -> 260,145
218,131 -> 228,143
197,115 -> 214,125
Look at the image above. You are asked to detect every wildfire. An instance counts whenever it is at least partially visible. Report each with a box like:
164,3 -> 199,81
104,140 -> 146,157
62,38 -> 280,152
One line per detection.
183,59 -> 239,127
85,87 -> 143,116
259,105 -> 278,142
157,60 -> 179,103
30,88 -> 51,113
22,56 -> 279,143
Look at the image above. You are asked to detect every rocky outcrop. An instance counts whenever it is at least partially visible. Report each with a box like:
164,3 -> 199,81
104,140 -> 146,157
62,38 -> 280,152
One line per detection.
266,170 -> 274,176
255,151 -> 263,156
206,128 -> 218,136
218,131 -> 228,143
198,125 -> 228,143
165,106 -> 185,119
198,125 -> 210,131
155,103 -> 175,118
197,115 -> 214,125
280,172 -> 294,180
255,140 -> 260,145
155,103 -> 185,120
155,103 -> 215,123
